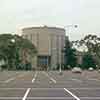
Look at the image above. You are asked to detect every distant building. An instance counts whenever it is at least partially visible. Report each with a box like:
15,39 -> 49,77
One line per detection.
22,26 -> 66,70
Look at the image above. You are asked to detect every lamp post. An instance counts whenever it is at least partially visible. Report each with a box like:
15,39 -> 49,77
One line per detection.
64,24 -> 78,69
64,24 -> 78,39
51,48 -> 57,70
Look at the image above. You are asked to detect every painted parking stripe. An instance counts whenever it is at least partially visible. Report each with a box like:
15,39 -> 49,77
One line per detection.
31,88 -> 63,90
64,88 -> 80,100
0,97 -> 21,99
0,88 -> 26,90
71,78 -> 82,82
43,72 -> 56,83
27,97 -> 100,99
67,88 -> 100,90
22,88 -> 31,100
0,97 -> 100,100
50,77 -> 57,83
1,87 -> 100,90
80,97 -> 100,99
87,78 -> 100,81
4,73 -> 27,83
32,71 -> 38,83
5,77 -> 15,83
27,97 -> 73,99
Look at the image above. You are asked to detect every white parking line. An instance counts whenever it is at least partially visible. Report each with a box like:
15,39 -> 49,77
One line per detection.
0,88 -> 26,90
67,87 -> 100,90
22,72 -> 38,100
1,87 -> 100,90
5,77 -> 15,83
27,97 -> 73,99
0,97 -> 21,99
64,88 -> 80,100
80,97 -> 100,99
0,96 -> 100,100
22,88 -> 31,100
31,88 -> 63,90
4,73 -> 27,83
87,78 -> 100,81
43,72 -> 56,83
71,78 -> 82,82
50,77 -> 57,83
32,71 -> 38,83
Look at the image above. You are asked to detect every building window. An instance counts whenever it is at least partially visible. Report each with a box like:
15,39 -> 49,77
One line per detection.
38,56 -> 47,65
37,56 -> 50,67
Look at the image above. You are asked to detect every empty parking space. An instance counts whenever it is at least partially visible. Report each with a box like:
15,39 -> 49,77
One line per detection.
0,89 -> 26,97
68,88 -> 100,100
0,71 -> 100,100
28,88 -> 71,97
26,97 -> 73,100
48,71 -> 100,81
0,88 -> 26,100
70,88 -> 100,97
0,71 -> 20,82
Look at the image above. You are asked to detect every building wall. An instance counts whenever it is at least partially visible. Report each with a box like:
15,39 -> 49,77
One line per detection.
22,26 -> 65,69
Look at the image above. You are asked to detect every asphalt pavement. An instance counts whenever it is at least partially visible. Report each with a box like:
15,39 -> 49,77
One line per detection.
0,70 -> 100,100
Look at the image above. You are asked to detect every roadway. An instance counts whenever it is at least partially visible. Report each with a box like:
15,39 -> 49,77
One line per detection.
0,71 -> 100,100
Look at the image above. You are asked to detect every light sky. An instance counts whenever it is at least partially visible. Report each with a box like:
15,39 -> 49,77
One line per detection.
0,0 -> 100,40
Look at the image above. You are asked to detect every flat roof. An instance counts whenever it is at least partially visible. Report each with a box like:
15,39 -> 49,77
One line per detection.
22,26 -> 65,31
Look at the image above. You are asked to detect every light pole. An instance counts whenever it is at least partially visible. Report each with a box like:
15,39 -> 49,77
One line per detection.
51,48 -> 57,70
64,24 -> 78,39
64,24 -> 78,69
50,34 -> 57,70
59,36 -> 63,75
59,53 -> 63,75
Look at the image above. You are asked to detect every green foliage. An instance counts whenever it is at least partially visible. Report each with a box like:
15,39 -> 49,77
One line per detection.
0,34 -> 37,70
72,34 -> 100,68
64,37 -> 77,69
82,53 -> 96,69
81,34 -> 100,66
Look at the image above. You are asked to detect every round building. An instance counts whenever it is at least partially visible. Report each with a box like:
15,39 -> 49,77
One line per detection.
22,26 -> 65,70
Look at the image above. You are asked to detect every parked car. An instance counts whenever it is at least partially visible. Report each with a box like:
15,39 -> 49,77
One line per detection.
72,67 -> 82,73
88,67 -> 94,71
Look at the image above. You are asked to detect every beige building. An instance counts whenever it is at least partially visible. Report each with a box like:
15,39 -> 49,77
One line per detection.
22,26 -> 65,70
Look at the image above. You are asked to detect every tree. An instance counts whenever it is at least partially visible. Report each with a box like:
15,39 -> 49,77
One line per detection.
82,53 -> 96,69
72,34 -> 100,68
0,34 -> 37,70
64,37 -> 77,69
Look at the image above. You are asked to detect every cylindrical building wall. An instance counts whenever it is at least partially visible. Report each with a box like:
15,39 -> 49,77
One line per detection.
22,26 -> 65,70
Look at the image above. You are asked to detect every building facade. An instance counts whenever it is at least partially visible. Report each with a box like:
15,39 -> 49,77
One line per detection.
22,26 -> 65,70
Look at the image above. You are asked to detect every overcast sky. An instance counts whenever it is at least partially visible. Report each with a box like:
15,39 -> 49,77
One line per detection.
0,0 -> 100,40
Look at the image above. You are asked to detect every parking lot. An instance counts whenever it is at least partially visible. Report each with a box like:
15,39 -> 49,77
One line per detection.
0,71 -> 100,100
